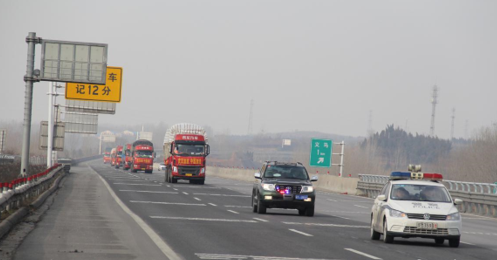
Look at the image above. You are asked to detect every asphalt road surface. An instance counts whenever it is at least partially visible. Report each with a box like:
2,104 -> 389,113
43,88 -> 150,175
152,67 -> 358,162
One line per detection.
14,160 -> 497,260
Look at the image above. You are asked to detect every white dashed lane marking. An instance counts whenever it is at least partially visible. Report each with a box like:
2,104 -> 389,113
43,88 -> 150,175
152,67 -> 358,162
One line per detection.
113,183 -> 162,186
193,193 -> 251,197
195,253 -> 338,260
119,190 -> 179,194
208,203 -> 217,207
288,229 -> 313,237
253,218 -> 268,223
344,248 -> 382,260
194,197 -> 201,201
283,222 -> 369,229
227,210 -> 239,214
150,216 -> 257,223
130,200 -> 206,206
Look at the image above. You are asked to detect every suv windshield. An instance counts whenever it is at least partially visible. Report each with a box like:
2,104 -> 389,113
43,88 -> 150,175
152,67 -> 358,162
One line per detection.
263,166 -> 308,180
390,184 -> 451,203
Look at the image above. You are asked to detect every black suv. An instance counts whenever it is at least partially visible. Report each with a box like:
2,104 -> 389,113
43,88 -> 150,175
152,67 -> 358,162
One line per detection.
252,161 -> 318,216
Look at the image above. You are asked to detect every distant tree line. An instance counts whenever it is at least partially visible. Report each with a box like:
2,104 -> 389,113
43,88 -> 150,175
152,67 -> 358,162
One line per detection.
361,125 -> 452,170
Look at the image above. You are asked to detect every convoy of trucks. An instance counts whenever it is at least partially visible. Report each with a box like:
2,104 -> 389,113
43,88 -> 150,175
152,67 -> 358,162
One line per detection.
163,123 -> 210,184
103,123 -> 209,182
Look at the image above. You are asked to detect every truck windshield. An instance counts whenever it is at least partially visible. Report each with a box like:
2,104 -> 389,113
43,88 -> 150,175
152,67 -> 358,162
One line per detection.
136,150 -> 153,158
175,144 -> 205,156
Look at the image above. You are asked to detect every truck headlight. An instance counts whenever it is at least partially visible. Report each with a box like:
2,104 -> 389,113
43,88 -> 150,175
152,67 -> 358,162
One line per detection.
389,209 -> 407,218
173,166 -> 178,172
262,184 -> 275,191
447,212 -> 461,221
201,167 -> 205,174
301,186 -> 314,193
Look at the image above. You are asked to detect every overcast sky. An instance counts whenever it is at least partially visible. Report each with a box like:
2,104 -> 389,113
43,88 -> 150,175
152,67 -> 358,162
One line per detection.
1,0 -> 496,138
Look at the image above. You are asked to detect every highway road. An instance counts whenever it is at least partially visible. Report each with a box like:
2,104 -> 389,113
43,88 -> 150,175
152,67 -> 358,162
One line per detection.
14,160 -> 497,259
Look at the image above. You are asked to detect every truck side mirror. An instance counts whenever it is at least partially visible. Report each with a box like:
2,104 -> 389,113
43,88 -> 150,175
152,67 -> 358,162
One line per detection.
254,172 -> 261,179
206,145 -> 210,156
170,145 -> 173,154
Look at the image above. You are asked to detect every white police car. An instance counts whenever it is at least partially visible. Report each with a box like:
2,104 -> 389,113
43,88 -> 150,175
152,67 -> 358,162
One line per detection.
370,166 -> 463,247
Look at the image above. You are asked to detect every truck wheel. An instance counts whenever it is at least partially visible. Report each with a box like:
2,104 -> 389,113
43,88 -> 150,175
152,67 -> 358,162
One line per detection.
198,179 -> 205,185
172,177 -> 177,183
298,209 -> 305,216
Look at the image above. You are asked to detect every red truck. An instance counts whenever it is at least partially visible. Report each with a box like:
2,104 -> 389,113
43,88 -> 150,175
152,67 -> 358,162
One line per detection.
103,147 -> 112,164
110,148 -> 117,166
131,139 -> 154,173
123,144 -> 132,170
163,123 -> 210,184
115,145 -> 124,168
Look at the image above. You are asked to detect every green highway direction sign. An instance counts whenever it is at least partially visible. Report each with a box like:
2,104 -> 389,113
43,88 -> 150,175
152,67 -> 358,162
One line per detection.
310,138 -> 332,167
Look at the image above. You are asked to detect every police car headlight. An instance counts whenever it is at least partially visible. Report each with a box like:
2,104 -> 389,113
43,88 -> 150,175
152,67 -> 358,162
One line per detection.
389,209 -> 407,218
262,184 -> 275,191
301,186 -> 314,193
447,212 -> 461,221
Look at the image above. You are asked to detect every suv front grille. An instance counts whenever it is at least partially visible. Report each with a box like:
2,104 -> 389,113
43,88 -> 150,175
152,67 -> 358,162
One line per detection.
275,185 -> 302,194
407,214 -> 447,221
178,166 -> 200,176
403,227 -> 448,235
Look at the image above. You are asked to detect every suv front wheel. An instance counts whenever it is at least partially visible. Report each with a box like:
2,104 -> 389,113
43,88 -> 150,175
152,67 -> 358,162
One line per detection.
255,191 -> 266,214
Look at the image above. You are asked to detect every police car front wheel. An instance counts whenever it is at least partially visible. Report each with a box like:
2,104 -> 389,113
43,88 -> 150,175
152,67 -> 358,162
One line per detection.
383,219 -> 394,243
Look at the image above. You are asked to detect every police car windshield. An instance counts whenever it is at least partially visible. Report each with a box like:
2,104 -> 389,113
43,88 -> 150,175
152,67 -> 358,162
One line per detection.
263,166 -> 308,180
391,184 -> 451,202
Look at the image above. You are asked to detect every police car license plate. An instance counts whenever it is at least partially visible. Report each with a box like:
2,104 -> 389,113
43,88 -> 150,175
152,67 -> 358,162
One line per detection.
185,173 -> 192,176
295,195 -> 308,200
417,222 -> 437,230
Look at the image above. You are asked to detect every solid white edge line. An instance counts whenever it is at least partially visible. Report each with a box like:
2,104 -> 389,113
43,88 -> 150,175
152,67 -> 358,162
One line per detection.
288,229 -> 313,237
344,248 -> 382,260
91,167 -> 183,260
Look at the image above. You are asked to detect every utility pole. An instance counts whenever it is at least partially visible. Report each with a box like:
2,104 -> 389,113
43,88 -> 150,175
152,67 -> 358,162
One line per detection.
20,32 -> 41,177
429,85 -> 438,136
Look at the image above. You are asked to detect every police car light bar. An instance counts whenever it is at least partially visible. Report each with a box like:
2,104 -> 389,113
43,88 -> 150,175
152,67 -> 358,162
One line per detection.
390,171 -> 443,181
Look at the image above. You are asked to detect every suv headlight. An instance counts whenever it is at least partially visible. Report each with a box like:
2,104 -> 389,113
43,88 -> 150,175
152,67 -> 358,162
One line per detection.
301,186 -> 314,193
447,212 -> 461,221
262,184 -> 275,191
389,209 -> 407,218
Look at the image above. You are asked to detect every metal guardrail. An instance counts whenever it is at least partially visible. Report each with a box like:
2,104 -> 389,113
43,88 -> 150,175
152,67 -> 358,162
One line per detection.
0,164 -> 63,220
357,174 -> 497,218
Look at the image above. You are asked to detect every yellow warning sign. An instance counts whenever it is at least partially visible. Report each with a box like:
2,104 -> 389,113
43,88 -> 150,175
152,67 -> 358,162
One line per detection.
66,67 -> 122,103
